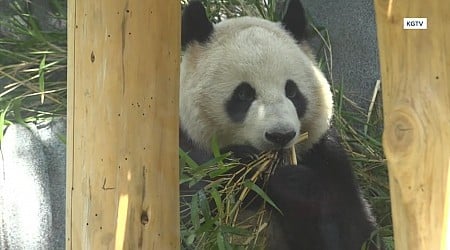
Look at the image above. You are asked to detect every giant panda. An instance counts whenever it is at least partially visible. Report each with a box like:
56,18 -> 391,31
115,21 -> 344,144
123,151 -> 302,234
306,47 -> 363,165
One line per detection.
179,1 -> 382,249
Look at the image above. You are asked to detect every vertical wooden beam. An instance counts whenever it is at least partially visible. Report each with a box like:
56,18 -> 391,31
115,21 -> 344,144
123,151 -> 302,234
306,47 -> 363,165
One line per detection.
67,1 -> 180,249
374,1 -> 450,249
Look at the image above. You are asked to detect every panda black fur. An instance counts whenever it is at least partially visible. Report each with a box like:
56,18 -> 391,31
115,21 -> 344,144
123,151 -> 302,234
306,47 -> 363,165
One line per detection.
180,1 -> 381,249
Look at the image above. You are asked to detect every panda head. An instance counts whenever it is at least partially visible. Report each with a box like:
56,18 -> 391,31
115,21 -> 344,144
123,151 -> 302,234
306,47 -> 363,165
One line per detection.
180,0 -> 333,153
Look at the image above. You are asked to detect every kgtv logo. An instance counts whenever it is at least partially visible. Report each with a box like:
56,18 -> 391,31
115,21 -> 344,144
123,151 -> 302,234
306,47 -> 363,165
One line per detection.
403,18 -> 428,29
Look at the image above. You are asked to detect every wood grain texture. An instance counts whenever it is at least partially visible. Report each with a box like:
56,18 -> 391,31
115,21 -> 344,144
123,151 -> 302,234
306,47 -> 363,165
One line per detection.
374,0 -> 450,249
67,1 -> 180,249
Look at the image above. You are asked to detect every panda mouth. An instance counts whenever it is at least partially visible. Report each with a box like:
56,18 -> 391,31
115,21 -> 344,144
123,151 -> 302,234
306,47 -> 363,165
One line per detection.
258,142 -> 295,151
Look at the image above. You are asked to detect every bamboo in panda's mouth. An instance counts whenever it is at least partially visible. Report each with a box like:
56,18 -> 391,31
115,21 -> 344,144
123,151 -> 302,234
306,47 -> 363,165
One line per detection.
289,131 -> 309,165
246,131 -> 309,174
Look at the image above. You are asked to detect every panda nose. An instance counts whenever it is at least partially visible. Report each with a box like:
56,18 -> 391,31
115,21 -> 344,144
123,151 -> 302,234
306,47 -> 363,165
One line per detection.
265,131 -> 296,146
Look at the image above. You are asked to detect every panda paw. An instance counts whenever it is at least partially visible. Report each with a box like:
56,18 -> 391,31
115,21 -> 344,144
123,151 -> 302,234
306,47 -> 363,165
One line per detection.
220,145 -> 260,164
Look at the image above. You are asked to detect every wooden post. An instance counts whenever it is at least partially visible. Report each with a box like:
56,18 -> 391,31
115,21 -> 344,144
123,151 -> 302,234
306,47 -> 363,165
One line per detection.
374,1 -> 450,249
67,1 -> 180,249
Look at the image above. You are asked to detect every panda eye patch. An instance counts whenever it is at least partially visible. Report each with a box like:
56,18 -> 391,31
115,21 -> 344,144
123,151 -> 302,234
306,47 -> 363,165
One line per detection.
236,83 -> 256,102
285,80 -> 298,99
285,80 -> 308,118
226,82 -> 256,123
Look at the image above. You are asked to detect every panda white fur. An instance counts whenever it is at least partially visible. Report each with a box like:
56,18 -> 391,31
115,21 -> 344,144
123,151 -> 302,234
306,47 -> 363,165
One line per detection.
180,1 -> 381,249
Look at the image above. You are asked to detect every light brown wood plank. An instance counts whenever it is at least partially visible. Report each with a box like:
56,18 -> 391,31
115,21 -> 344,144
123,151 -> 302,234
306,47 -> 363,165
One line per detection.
67,1 -> 180,249
374,0 -> 450,249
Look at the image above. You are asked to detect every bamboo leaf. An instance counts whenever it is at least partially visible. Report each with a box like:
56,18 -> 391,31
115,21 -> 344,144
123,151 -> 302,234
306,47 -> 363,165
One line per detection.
0,103 -> 10,142
244,180 -> 282,214
191,194 -> 200,229
210,185 -> 224,218
38,54 -> 46,103
216,231 -> 226,250
179,148 -> 201,170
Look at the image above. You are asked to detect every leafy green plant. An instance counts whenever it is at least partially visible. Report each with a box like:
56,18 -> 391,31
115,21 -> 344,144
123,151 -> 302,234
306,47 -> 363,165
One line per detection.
180,140 -> 284,249
0,0 -> 67,134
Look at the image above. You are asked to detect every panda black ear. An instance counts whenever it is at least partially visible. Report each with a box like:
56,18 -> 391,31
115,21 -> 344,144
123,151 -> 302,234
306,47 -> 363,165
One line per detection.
182,1 -> 214,50
281,0 -> 308,42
